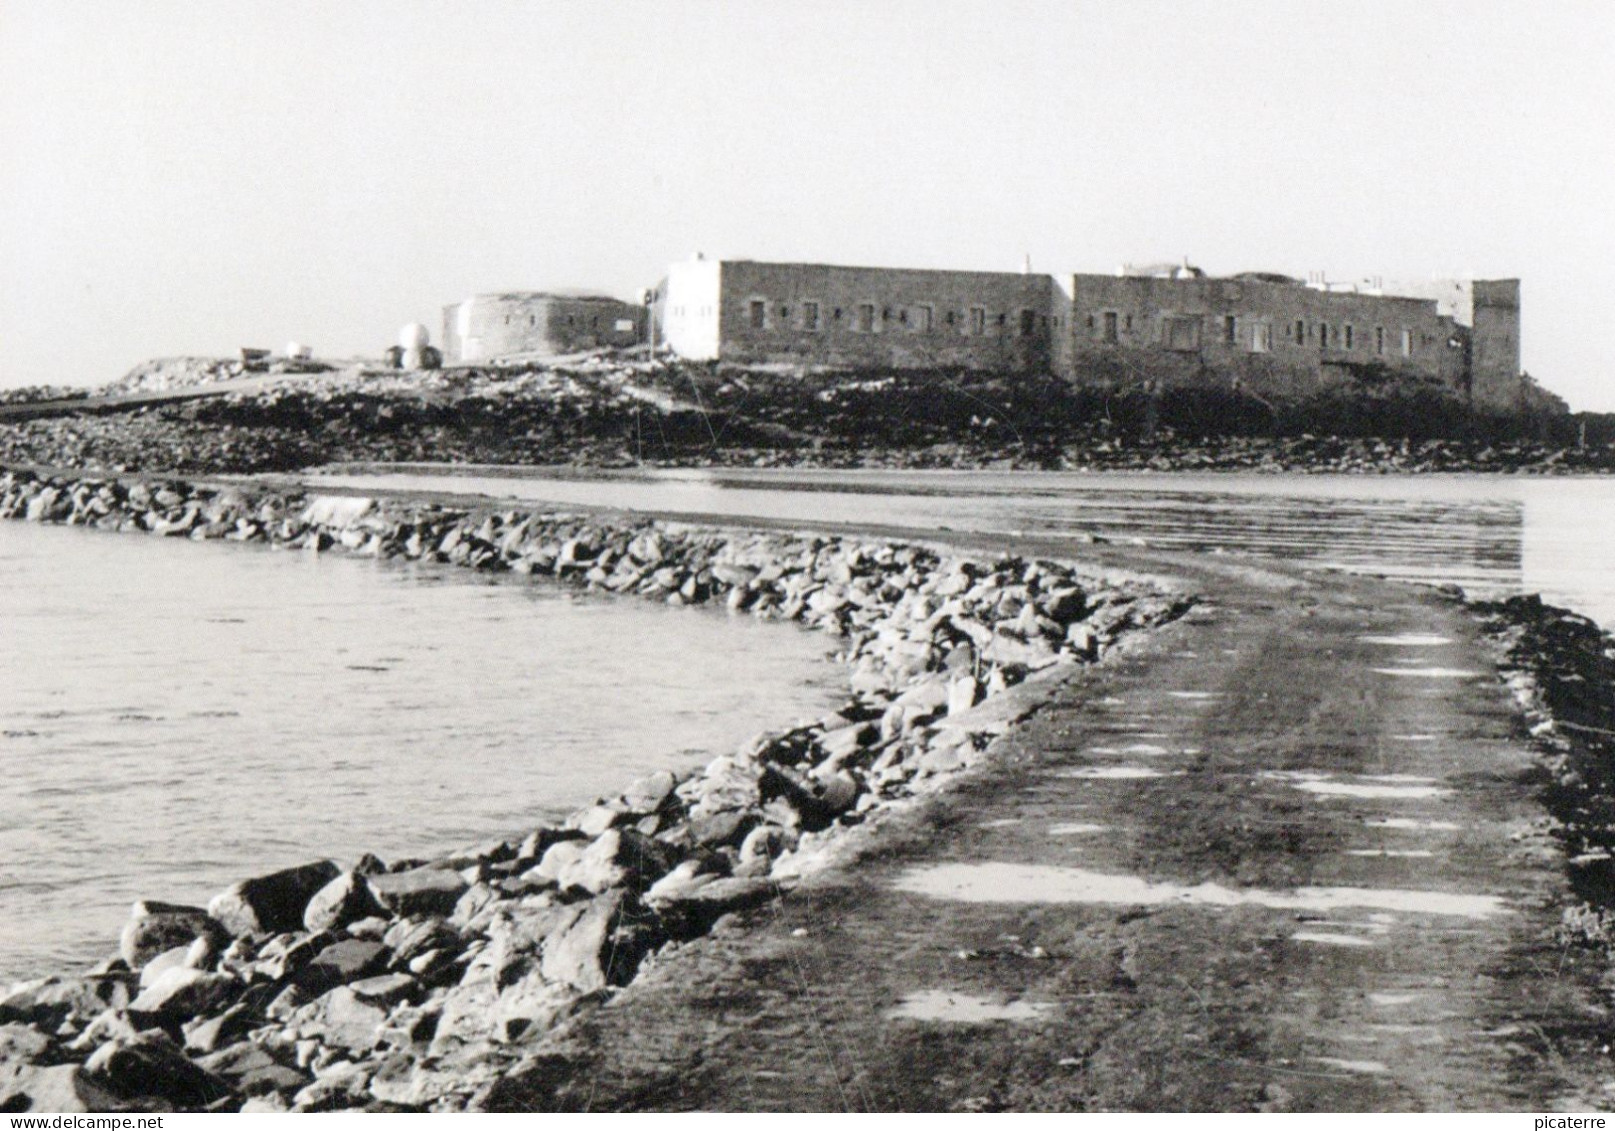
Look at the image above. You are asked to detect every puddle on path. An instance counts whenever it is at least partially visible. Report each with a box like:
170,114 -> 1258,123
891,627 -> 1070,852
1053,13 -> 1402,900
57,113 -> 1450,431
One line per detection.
978,818 -> 1023,829
1390,734 -> 1439,742
1367,1024 -> 1444,1043
1293,931 -> 1378,947
1369,992 -> 1424,1006
1048,822 -> 1107,836
1296,781 -> 1449,800
1359,634 -> 1454,647
1346,849 -> 1436,858
1167,691 -> 1220,700
1059,767 -> 1173,780
887,990 -> 1057,1024
1313,1057 -> 1388,1075
1366,818 -> 1461,831
1086,743 -> 1171,757
1259,772 -> 1448,800
893,863 -> 1505,918
1372,667 -> 1483,678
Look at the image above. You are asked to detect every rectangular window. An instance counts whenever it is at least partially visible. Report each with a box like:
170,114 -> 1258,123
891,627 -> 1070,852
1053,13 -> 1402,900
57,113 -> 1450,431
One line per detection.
969,307 -> 986,335
1223,315 -> 1237,345
1318,322 -> 1329,351
1344,325 -> 1354,350
1294,319 -> 1305,342
1165,316 -> 1201,351
803,302 -> 820,332
1102,311 -> 1119,342
1019,309 -> 1036,337
857,304 -> 876,333
1251,322 -> 1271,353
613,319 -> 635,332
917,305 -> 933,332
1375,326 -> 1385,355
1401,328 -> 1414,356
749,300 -> 766,330
1124,314 -> 1133,331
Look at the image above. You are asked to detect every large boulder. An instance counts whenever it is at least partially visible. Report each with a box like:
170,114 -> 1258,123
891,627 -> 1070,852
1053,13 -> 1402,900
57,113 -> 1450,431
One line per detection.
760,763 -> 860,829
645,874 -> 776,938
0,1023 -> 51,1066
539,891 -> 663,992
296,986 -> 387,1053
531,839 -> 589,884
0,975 -> 134,1031
365,867 -> 468,918
620,770 -> 681,815
0,1064 -> 124,1113
208,860 -> 341,936
300,495 -> 375,528
195,1041 -> 308,1099
553,828 -> 680,895
347,973 -> 418,1009
127,967 -> 238,1024
382,917 -> 458,969
302,939 -> 389,987
83,1032 -> 232,1109
137,945 -> 192,988
119,900 -> 221,970
303,871 -> 385,933
182,1002 -> 256,1056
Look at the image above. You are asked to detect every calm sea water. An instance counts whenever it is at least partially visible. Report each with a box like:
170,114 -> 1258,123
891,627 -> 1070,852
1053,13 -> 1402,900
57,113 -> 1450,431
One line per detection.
0,521 -> 838,982
10,466 -> 1615,982
316,467 -> 1615,628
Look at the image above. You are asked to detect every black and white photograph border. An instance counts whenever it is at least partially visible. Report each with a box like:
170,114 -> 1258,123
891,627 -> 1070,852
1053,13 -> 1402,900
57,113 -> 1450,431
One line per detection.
3,0 -> 1615,1116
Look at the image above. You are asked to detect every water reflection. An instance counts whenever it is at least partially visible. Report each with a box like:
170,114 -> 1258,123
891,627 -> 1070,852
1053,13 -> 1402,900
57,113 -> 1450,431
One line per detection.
312,468 -> 1615,627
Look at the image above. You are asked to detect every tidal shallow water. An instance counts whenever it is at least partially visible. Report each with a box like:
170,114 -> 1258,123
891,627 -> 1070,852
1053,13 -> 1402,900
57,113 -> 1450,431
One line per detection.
314,467 -> 1615,627
0,520 -> 838,982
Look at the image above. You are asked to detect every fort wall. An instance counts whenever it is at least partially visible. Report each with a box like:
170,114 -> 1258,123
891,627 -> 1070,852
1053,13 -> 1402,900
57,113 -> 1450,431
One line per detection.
661,260 -> 1060,373
1067,274 -> 1467,397
443,293 -> 644,363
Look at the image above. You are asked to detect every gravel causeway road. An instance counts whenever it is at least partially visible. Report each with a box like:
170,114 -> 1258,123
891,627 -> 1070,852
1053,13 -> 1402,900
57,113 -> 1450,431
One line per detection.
483,542 -> 1612,1112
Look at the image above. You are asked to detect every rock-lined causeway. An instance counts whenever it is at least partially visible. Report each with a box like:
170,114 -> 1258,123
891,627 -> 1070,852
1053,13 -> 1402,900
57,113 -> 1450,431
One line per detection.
0,467 -> 1189,1111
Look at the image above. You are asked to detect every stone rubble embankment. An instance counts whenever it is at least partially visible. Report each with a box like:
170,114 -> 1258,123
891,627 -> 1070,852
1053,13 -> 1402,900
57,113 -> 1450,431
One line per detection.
3,357 -> 1610,475
1471,595 -> 1615,935
0,467 -> 1191,1112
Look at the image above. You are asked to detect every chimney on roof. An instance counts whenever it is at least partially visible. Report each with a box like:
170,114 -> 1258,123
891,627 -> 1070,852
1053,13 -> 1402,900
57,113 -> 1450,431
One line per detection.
1022,253 -> 1032,275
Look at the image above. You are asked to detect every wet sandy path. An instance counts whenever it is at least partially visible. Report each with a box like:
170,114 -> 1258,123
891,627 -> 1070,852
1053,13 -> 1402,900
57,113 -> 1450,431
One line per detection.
490,548 -> 1609,1111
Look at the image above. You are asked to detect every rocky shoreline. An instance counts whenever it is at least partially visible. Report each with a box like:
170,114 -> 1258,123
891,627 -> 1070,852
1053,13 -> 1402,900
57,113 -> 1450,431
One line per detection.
0,466 -> 1190,1112
1471,595 -> 1615,928
3,359 -> 1612,476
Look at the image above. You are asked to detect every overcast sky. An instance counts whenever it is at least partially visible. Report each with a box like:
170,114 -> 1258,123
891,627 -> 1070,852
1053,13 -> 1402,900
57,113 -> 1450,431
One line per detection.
3,0 -> 1613,408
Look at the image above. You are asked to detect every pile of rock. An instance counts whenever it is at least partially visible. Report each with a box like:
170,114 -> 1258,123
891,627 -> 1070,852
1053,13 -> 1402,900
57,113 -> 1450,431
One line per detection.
0,467 -> 1190,1111
6,355 -> 1609,476
1472,595 -> 1615,924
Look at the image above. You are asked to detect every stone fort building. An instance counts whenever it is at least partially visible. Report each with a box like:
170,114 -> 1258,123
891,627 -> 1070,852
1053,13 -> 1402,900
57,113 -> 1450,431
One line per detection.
442,291 -> 645,363
652,256 -> 1525,412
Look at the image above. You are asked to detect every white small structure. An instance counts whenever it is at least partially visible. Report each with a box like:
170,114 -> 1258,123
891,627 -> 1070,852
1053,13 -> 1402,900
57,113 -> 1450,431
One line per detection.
284,341 -> 313,360
399,323 -> 430,351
